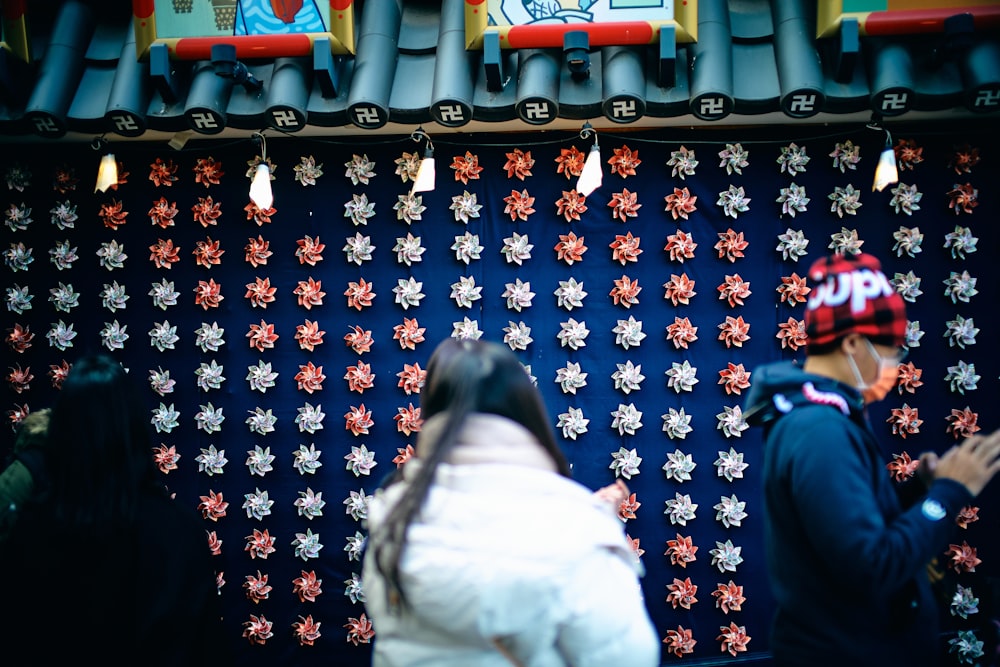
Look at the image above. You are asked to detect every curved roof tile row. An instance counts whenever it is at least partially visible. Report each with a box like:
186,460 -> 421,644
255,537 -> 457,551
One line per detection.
0,0 -> 997,140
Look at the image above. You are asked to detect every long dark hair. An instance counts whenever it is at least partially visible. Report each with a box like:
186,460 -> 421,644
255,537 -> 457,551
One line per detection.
42,353 -> 159,533
373,338 -> 571,607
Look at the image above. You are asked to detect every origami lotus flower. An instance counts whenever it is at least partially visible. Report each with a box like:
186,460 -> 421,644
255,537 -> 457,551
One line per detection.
777,182 -> 810,218
718,274 -> 752,308
666,577 -> 698,609
894,138 -> 923,170
393,233 -> 425,266
246,360 -> 278,393
612,360 -> 645,394
503,189 -> 536,221
609,446 -> 642,477
555,146 -> 586,179
667,145 -> 698,179
718,622 -> 751,657
714,494 -> 748,528
148,320 -> 178,351
49,240 -> 79,271
293,527 -> 325,561
450,275 -> 483,308
295,487 -> 326,520
243,569 -> 272,603
243,487 -> 274,521
828,227 -> 864,255
555,231 -> 588,264
293,444 -> 323,475
944,315 -> 979,349
717,185 -> 750,219
450,190 -> 482,223
503,321 -> 533,352
502,232 -> 533,265
392,445 -> 416,468
611,403 -> 642,438
344,278 -> 375,310
292,615 -> 322,647
945,360 -> 980,395
904,321 -> 925,350
344,153 -> 376,185
345,444 -> 376,477
719,315 -> 751,348
148,367 -> 174,396
5,284 -> 32,314
3,242 -> 33,272
243,235 -> 272,268
198,489 -> 228,520
613,316 -> 646,350
451,316 -> 483,340
344,404 -> 374,436
395,150 -> 419,182
889,182 -> 923,216
718,362 -> 751,395
947,408 -> 981,440
344,193 -> 376,226
717,406 -> 749,438
886,451 -> 919,482
244,528 -> 276,560
776,273 -> 809,305
610,275 -> 642,308
557,318 -> 589,350
948,630 -> 984,665
892,271 -> 923,303
663,273 -> 696,306
46,320 -> 77,351
246,445 -> 275,475
943,225 -> 978,259
99,281 -> 128,312
609,144 -> 642,177
502,279 -> 535,313
152,443 -> 180,474
943,270 -> 978,305
48,360 -> 71,389
662,407 -> 693,440
344,360 -> 375,394
665,316 -> 698,350
503,147 -> 534,180
555,189 -> 588,222
99,199 -> 128,230
396,362 -> 426,396
955,505 -> 979,529
710,539 -> 744,573
194,402 -> 225,434
394,403 -> 423,436
609,232 -> 642,265
662,229 -> 697,265
294,362 -> 325,394
196,445 -> 228,476
665,534 -> 698,567
664,187 -> 698,221
557,407 -> 589,440
715,228 -> 748,263
828,183 -> 863,218
452,231 -> 484,264
663,626 -> 697,658
394,192 -> 426,225
6,365 -> 32,393
49,200 -> 78,230
715,447 -> 749,481
949,144 -> 980,174
713,581 -> 746,614
246,320 -> 278,352
665,492 -> 698,526
554,277 -> 587,310
343,489 -> 371,522
616,492 -> 641,522
343,232 -> 375,265
242,614 -> 274,645
295,402 -> 326,434
949,584 -> 979,619
294,235 -> 325,266
608,188 -> 641,221
393,317 -> 426,350
891,226 -> 923,258
450,151 -> 483,184
48,282 -> 79,313
947,183 -> 978,215
294,277 -> 326,310
555,362 -> 588,395
344,613 -> 374,646
775,227 -> 809,261
946,541 -> 981,574
662,449 -> 696,482
887,404 -> 922,438
666,360 -> 699,393
192,237 -> 223,268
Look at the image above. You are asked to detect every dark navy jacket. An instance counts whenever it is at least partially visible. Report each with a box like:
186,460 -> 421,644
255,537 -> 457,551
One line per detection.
744,361 -> 972,667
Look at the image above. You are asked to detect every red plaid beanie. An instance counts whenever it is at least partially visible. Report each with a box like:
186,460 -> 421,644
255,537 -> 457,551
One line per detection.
804,252 -> 907,354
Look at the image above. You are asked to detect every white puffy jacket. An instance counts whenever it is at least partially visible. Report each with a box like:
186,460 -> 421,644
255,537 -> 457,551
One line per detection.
362,413 -> 660,667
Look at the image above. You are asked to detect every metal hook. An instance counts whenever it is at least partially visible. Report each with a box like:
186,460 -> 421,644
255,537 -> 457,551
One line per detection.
251,131 -> 267,161
411,127 -> 434,152
579,121 -> 596,142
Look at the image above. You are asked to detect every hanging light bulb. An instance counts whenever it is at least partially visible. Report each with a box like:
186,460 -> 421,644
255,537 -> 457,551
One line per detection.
93,136 -> 118,193
576,122 -> 602,196
872,132 -> 898,192
410,128 -> 435,194
248,132 -> 273,209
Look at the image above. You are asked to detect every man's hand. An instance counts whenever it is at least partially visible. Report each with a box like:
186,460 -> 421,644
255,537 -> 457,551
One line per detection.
931,428 -> 1000,497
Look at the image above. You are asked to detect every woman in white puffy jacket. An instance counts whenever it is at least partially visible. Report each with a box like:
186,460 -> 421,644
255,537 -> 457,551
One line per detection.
362,338 -> 660,667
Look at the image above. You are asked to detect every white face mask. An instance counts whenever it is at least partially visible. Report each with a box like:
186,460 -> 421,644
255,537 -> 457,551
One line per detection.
847,338 -> 904,403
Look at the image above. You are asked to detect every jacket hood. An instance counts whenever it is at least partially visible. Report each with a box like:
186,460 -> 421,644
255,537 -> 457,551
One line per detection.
743,360 -> 864,427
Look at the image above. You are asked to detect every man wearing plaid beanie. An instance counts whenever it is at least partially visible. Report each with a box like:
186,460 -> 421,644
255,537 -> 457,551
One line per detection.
743,252 -> 1000,667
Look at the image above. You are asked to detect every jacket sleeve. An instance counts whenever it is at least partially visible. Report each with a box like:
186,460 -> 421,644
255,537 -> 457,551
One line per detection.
775,408 -> 972,597
552,547 -> 660,667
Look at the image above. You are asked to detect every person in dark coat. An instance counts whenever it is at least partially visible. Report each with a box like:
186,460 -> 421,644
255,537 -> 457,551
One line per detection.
743,252 -> 1000,667
0,353 -> 232,666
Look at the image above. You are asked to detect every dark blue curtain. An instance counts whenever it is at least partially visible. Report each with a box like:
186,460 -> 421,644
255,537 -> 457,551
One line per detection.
2,126 -> 997,665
